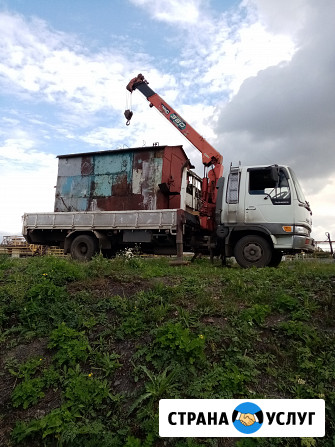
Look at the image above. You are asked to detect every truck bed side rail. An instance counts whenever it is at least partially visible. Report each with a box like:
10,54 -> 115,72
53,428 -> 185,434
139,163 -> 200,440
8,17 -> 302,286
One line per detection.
22,210 -> 179,233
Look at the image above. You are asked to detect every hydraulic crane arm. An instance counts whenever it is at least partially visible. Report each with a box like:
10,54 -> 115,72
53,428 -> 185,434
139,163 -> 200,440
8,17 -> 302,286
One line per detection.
126,74 -> 223,169
125,73 -> 224,232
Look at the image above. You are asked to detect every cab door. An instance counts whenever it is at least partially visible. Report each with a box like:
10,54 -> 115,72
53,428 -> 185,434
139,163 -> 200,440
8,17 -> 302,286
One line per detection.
244,167 -> 294,224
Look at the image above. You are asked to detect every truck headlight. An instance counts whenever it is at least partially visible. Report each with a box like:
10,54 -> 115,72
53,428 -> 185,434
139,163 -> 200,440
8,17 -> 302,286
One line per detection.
294,226 -> 309,236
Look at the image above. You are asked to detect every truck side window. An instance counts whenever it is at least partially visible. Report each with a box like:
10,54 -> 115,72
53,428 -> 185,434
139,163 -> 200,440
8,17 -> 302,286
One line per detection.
249,168 -> 291,205
226,170 -> 240,204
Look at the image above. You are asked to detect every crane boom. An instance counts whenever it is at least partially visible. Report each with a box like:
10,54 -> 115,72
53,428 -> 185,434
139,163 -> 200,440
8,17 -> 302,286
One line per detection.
125,73 -> 224,231
126,74 -> 223,168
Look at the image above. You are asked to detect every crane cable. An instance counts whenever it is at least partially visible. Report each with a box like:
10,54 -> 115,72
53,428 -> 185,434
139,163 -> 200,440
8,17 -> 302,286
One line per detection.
124,91 -> 133,126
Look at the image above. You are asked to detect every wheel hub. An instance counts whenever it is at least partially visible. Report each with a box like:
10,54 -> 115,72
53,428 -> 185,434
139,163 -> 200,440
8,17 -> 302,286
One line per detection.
244,243 -> 262,262
79,243 -> 88,254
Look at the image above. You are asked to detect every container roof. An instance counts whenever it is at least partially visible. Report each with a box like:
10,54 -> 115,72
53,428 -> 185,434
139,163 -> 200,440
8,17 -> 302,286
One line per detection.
57,145 -> 186,159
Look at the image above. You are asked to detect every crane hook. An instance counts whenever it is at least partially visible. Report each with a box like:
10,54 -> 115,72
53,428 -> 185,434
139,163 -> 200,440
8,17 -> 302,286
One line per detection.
124,109 -> 133,126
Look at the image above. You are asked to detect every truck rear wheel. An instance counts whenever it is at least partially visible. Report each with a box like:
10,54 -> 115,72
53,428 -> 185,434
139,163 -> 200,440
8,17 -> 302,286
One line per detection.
70,234 -> 98,261
234,235 -> 272,268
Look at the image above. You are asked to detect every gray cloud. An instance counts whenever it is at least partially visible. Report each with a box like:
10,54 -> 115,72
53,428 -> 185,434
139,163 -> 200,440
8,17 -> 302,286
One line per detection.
216,0 -> 335,185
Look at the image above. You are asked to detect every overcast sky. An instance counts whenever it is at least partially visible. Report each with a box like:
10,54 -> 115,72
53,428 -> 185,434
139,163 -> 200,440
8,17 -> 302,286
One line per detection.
0,0 -> 334,244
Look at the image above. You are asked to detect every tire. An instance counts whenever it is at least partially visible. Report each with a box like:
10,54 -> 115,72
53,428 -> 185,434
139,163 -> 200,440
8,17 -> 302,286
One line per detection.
234,235 -> 272,268
70,234 -> 98,261
268,250 -> 283,267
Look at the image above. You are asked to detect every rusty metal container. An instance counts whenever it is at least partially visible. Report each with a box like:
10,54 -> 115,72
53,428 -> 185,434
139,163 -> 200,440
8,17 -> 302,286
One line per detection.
54,145 -> 189,212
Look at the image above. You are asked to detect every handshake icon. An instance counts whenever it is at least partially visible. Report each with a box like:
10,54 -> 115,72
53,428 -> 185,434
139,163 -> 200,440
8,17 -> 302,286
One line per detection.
233,410 -> 263,426
239,413 -> 257,426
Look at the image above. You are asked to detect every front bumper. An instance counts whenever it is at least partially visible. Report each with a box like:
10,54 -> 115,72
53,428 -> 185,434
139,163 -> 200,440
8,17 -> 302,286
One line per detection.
291,235 -> 315,252
272,234 -> 315,252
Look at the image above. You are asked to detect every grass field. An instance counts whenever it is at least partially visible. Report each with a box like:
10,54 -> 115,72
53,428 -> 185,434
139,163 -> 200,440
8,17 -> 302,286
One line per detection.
0,254 -> 334,446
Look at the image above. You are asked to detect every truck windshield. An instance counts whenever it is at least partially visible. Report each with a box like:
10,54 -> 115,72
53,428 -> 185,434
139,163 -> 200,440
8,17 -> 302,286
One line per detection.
288,168 -> 307,204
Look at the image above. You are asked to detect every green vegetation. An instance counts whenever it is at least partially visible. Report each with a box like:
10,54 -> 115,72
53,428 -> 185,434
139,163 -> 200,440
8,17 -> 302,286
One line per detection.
0,253 -> 334,446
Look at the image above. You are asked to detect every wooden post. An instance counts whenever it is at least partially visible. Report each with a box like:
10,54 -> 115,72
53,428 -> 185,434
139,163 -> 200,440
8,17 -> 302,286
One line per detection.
170,209 -> 189,266
176,225 -> 183,261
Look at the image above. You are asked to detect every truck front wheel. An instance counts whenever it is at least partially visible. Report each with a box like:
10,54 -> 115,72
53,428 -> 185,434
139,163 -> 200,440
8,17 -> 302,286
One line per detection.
234,235 -> 272,268
268,250 -> 283,267
70,234 -> 98,261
